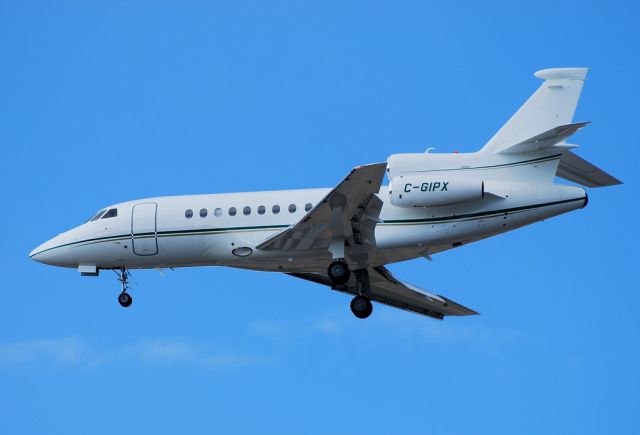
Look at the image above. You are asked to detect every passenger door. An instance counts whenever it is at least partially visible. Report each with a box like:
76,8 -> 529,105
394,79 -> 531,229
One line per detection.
131,203 -> 158,256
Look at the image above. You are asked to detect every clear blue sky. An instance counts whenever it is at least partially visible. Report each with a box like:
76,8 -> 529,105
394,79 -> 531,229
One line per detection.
1,1 -> 637,434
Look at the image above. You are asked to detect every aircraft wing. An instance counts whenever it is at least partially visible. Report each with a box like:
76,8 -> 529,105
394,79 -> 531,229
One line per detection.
288,266 -> 478,320
256,163 -> 387,252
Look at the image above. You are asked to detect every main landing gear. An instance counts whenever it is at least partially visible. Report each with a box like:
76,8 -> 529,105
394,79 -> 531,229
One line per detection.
350,295 -> 373,319
327,259 -> 350,284
328,260 -> 373,319
114,268 -> 133,308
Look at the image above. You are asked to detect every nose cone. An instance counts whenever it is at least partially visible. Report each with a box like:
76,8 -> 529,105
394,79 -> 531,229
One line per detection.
29,234 -> 76,267
30,241 -> 51,264
29,245 -> 42,260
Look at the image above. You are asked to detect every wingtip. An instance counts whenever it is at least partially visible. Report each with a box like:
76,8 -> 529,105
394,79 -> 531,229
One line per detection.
439,295 -> 479,316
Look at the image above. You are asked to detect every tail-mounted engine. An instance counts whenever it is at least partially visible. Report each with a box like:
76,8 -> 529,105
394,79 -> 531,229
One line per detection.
389,174 -> 484,207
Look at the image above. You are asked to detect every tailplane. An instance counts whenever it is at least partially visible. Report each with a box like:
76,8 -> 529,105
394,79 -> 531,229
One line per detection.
495,121 -> 588,155
556,150 -> 621,187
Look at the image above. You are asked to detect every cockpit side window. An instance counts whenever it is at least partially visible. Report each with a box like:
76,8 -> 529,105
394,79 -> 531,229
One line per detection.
101,208 -> 118,219
88,209 -> 107,222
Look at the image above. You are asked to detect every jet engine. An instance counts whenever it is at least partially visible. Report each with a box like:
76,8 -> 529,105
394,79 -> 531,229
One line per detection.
389,175 -> 484,207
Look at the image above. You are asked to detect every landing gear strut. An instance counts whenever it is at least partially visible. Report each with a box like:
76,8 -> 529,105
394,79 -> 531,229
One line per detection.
115,268 -> 133,308
350,269 -> 373,319
327,260 -> 373,318
327,259 -> 350,285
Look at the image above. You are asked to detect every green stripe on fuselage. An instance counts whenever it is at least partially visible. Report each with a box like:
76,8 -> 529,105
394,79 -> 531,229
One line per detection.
29,197 -> 584,258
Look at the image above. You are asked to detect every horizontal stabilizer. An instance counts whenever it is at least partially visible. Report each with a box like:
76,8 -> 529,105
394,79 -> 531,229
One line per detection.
556,151 -> 622,187
496,122 -> 589,155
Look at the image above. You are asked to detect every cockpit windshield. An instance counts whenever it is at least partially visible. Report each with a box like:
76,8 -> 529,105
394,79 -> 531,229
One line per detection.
102,208 -> 118,219
85,208 -> 118,223
86,209 -> 106,222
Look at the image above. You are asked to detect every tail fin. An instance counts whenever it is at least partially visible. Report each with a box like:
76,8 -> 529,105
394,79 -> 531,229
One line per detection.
481,68 -> 588,154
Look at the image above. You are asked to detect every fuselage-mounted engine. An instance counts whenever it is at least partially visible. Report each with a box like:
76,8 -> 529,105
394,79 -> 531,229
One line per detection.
387,152 -> 486,208
389,174 -> 484,207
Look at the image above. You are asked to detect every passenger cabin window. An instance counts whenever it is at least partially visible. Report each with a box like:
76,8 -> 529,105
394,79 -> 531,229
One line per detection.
243,206 -> 251,216
214,208 -> 222,217
185,209 -> 193,218
258,205 -> 266,215
102,208 -> 118,219
200,208 -> 208,218
229,207 -> 237,216
305,203 -> 312,212
288,204 -> 296,213
272,205 -> 280,214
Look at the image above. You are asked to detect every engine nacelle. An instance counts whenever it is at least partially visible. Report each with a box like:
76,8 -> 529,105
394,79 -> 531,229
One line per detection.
389,175 -> 484,207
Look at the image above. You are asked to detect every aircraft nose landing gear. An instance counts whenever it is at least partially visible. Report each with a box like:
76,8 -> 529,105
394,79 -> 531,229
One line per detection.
118,292 -> 132,307
115,268 -> 133,308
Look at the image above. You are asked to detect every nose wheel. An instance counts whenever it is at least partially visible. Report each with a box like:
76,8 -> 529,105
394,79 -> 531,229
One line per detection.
118,292 -> 133,307
115,268 -> 133,308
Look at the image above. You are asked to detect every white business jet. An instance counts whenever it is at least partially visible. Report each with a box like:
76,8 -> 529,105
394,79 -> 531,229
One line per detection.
30,68 -> 620,320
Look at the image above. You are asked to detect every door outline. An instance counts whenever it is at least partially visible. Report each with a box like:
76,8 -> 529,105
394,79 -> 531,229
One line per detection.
131,202 -> 159,256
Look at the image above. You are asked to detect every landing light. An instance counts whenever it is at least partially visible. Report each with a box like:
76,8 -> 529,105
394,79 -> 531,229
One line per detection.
232,247 -> 253,257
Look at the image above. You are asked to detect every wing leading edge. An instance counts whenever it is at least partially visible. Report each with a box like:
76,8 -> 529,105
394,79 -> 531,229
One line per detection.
288,266 -> 477,320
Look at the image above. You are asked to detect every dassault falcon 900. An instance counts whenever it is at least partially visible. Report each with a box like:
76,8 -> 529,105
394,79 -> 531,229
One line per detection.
30,68 -> 621,320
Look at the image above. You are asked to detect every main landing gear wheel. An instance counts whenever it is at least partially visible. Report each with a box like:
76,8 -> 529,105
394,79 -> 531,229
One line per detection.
118,292 -> 133,307
328,260 -> 350,285
350,295 -> 373,319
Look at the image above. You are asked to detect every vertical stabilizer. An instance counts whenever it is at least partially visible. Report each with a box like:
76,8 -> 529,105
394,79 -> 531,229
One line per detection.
480,68 -> 588,154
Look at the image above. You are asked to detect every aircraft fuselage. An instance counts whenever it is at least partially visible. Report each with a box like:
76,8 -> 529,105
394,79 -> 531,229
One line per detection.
30,174 -> 586,274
